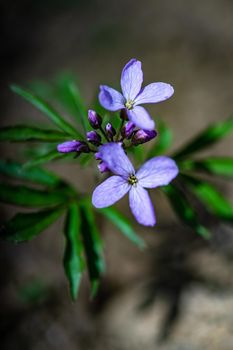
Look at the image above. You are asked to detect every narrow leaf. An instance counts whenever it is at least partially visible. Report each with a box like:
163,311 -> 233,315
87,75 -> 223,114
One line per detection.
173,116 -> 233,159
180,157 -> 233,178
0,206 -> 64,243
63,202 -> 85,301
80,199 -> 105,297
0,183 -> 71,207
0,160 -> 60,186
0,125 -> 69,142
11,85 -> 81,138
163,184 -> 210,239
24,149 -> 70,168
148,120 -> 172,157
100,207 -> 146,249
55,74 -> 89,133
184,176 -> 233,221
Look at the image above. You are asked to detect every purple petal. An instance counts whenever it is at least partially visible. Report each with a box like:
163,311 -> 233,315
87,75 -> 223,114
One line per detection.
92,176 -> 130,208
135,82 -> 174,105
121,59 -> 143,101
99,85 -> 125,111
129,185 -> 156,226
136,156 -> 179,188
127,106 -> 155,130
98,143 -> 135,177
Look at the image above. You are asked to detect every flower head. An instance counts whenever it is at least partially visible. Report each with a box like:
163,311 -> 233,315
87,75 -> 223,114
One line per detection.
92,143 -> 178,226
99,58 -> 174,131
57,140 -> 89,153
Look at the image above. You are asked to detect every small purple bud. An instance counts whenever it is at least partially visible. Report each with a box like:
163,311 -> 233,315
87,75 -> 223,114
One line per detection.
86,131 -> 102,145
88,110 -> 102,129
132,129 -> 157,145
98,161 -> 109,173
105,123 -> 116,140
57,140 -> 89,153
121,121 -> 135,139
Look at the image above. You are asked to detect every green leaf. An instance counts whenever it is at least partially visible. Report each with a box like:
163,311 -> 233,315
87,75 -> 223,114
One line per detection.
55,74 -> 89,133
0,183 -> 71,207
100,207 -> 146,249
11,85 -> 82,138
24,149 -> 70,168
173,116 -> 233,160
80,199 -> 105,297
0,160 -> 60,186
163,184 -> 210,239
0,206 -> 65,243
184,176 -> 233,222
148,119 -> 173,157
180,157 -> 233,178
63,202 -> 85,301
0,125 -> 70,142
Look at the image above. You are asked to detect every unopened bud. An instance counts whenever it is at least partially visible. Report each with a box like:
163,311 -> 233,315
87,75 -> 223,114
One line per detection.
98,161 -> 109,173
132,129 -> 157,145
121,121 -> 135,139
57,140 -> 89,153
88,110 -> 102,129
105,123 -> 116,140
86,131 -> 101,145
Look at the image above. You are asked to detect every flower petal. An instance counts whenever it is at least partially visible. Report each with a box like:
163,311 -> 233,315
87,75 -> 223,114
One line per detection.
136,156 -> 178,188
127,106 -> 155,130
129,185 -> 156,226
99,85 -> 125,111
121,59 -> 143,101
92,176 -> 130,208
98,143 -> 135,177
135,82 -> 174,105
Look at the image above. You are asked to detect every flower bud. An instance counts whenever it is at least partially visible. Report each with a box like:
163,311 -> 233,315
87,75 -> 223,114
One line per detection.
105,123 -> 116,140
132,129 -> 157,145
57,140 -> 89,153
121,121 -> 135,139
88,110 -> 102,129
98,161 -> 109,173
86,131 -> 101,145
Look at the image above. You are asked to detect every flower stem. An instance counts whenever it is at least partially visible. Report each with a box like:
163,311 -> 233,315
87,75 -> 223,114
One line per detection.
116,118 -> 125,142
99,126 -> 109,142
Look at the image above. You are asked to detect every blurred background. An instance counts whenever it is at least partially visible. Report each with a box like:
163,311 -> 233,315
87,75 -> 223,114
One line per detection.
0,0 -> 233,349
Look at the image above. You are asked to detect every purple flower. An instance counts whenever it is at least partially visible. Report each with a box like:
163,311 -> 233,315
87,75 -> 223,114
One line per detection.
121,121 -> 135,139
92,143 -> 178,226
99,58 -> 174,131
105,123 -> 116,139
86,131 -> 101,145
57,140 -> 89,153
88,110 -> 102,129
132,129 -> 157,145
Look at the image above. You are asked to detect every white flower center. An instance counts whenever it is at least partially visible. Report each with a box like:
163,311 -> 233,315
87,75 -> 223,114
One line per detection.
125,99 -> 134,110
128,174 -> 138,186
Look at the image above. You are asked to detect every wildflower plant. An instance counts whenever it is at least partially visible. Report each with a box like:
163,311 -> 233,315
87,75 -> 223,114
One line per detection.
0,59 -> 233,300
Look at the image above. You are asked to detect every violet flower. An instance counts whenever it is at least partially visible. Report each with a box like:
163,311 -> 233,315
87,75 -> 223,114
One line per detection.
99,58 -> 174,130
57,140 -> 89,153
92,143 -> 178,226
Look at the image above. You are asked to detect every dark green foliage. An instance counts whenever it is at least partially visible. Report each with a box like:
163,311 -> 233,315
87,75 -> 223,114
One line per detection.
63,202 -> 85,300
1,206 -> 65,243
0,125 -> 70,142
11,85 -> 81,138
100,207 -> 146,249
173,116 -> 233,160
80,200 -> 105,297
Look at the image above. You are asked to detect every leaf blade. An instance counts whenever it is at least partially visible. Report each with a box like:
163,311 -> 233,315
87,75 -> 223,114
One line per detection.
100,207 -> 146,249
63,202 -> 85,301
0,125 -> 70,142
11,85 -> 81,138
0,206 -> 65,243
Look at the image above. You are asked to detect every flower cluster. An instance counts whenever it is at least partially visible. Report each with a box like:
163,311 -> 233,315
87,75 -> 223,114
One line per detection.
57,58 -> 178,226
